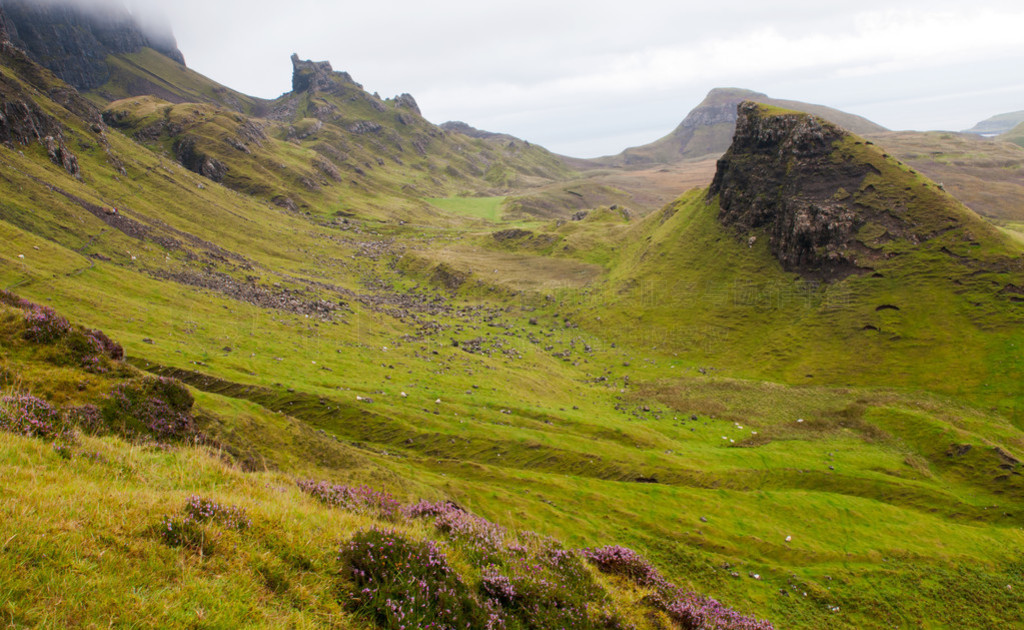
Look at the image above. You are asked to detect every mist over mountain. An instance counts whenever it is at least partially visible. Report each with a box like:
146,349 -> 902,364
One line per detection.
0,0 -> 184,90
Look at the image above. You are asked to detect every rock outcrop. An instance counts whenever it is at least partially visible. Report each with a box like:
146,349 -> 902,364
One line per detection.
393,93 -> 420,116
709,102 -> 874,279
0,0 -> 185,91
290,54 -> 359,93
441,121 -> 506,140
0,11 -> 84,176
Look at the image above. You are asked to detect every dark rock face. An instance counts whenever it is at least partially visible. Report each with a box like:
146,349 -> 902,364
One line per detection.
676,88 -> 768,133
0,44 -> 80,175
0,6 -> 10,41
174,135 -> 226,182
709,102 -> 873,279
440,120 -> 504,140
393,93 -> 420,115
0,0 -> 185,91
290,53 -> 359,93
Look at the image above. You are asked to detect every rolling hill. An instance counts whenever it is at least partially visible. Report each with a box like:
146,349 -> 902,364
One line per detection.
999,120 -> 1024,148
964,109 -> 1024,136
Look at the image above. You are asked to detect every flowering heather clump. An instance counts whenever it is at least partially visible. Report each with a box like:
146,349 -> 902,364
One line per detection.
401,499 -> 463,520
481,564 -> 518,605
52,441 -> 73,459
103,377 -> 195,441
159,515 -> 209,552
140,397 -> 193,440
658,590 -> 775,630
582,545 -> 664,587
583,545 -> 774,630
22,306 -> 72,343
147,376 -> 193,412
183,495 -> 252,530
0,289 -> 34,309
297,480 -> 401,520
0,393 -> 71,440
85,328 -> 124,361
433,508 -> 508,563
81,355 -> 107,374
342,528 -> 484,629
64,404 -> 103,434
160,496 -> 251,553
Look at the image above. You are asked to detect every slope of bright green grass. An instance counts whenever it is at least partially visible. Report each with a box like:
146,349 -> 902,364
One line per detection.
427,196 -> 508,221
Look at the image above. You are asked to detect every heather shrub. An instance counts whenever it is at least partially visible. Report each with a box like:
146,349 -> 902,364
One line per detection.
342,528 -> 485,629
22,306 -> 72,343
402,499 -> 463,519
483,534 -> 603,630
159,515 -> 210,552
85,328 -> 124,360
63,328 -> 124,372
160,495 -> 251,555
0,289 -> 34,309
147,376 -> 193,412
0,393 -> 73,441
583,545 -> 774,630
434,508 -> 507,563
297,480 -> 401,520
182,495 -> 252,530
582,545 -> 663,587
656,590 -> 775,630
102,376 -> 195,441
404,501 -> 604,629
478,559 -> 595,629
64,404 -> 103,434
8,293 -> 125,370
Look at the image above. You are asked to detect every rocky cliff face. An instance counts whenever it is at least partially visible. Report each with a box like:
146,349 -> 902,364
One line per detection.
290,54 -> 358,94
0,5 -> 109,176
0,0 -> 185,91
709,102 -> 874,279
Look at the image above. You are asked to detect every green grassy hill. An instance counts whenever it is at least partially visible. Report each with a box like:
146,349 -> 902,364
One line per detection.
2,22 -> 1024,630
965,109 -> 1024,136
999,121 -> 1024,148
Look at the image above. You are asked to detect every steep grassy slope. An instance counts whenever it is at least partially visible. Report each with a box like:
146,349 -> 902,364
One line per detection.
3,26 -> 1024,630
98,55 -> 574,222
89,47 -> 268,114
571,105 -> 1024,415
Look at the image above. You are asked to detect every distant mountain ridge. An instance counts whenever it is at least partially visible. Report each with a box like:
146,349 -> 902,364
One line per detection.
964,110 -> 1024,136
586,87 -> 886,167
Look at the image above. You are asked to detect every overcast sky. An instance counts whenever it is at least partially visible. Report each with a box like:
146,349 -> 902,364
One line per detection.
122,0 -> 1024,157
